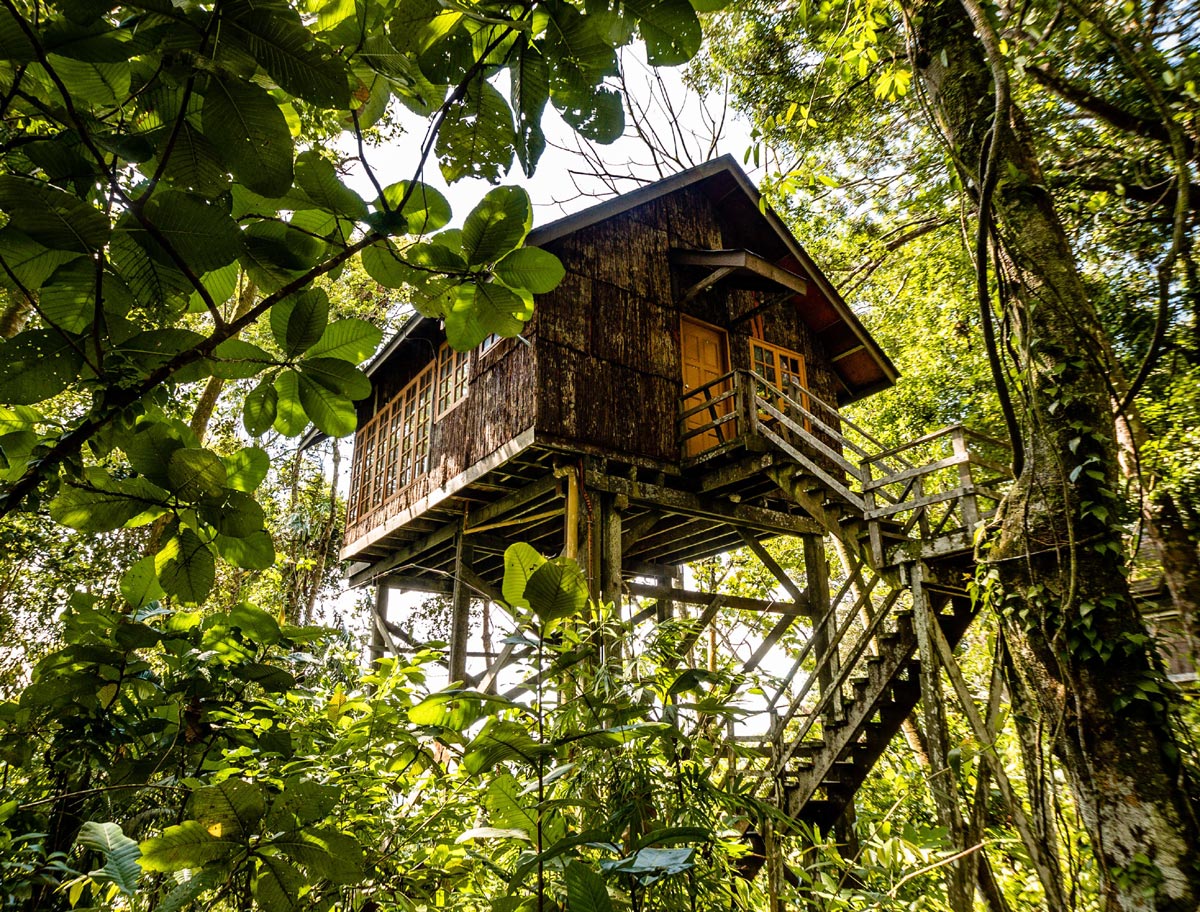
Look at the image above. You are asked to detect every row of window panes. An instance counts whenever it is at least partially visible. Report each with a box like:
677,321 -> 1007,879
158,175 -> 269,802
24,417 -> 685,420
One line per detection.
750,339 -> 811,424
348,342 -> 468,528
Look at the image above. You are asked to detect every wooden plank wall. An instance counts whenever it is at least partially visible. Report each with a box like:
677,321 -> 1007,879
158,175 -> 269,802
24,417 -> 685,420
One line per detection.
533,184 -> 844,464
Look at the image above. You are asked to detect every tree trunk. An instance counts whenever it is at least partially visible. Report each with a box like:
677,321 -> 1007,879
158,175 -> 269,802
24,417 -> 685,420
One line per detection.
909,2 -> 1200,908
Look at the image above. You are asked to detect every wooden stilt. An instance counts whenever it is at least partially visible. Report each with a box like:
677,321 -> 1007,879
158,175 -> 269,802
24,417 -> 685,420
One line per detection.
803,534 -> 842,720
911,562 -> 972,912
600,493 -> 623,616
449,521 -> 474,686
369,584 -> 387,665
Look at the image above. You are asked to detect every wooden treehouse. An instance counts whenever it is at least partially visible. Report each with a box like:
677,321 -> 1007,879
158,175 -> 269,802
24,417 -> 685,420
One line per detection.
343,156 -> 1011,832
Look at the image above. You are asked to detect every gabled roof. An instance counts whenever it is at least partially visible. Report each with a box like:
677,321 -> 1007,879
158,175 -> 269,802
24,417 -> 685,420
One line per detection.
362,156 -> 896,396
528,154 -> 897,402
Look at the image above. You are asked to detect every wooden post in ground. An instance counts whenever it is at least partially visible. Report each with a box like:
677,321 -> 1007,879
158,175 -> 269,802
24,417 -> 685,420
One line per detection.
369,584 -> 387,665
803,534 -> 842,721
449,520 -> 473,685
910,562 -> 972,912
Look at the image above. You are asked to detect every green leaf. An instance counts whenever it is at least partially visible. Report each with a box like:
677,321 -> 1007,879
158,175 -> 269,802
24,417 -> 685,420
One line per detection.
494,247 -> 565,294
0,228 -> 82,291
141,191 -> 245,273
409,689 -> 511,729
36,259 -> 96,333
297,371 -> 357,436
444,281 -> 531,350
273,369 -> 309,436
553,84 -> 625,144
153,121 -> 230,197
524,557 -> 589,622
50,477 -> 164,532
223,5 -> 351,108
138,820 -> 241,872
255,854 -> 302,912
227,601 -> 282,644
167,447 -> 228,500
295,151 -> 368,219
155,528 -> 216,604
566,861 -> 613,912
299,357 -> 371,400
483,772 -> 537,839
628,0 -> 700,61
502,542 -> 545,610
223,446 -> 270,492
461,186 -> 531,264
204,490 -> 266,538
210,339 -> 275,379
153,869 -> 222,912
202,75 -> 295,198
437,78 -> 515,184
192,778 -> 265,839
0,175 -> 110,252
511,41 -> 549,176
463,719 -> 546,774
0,330 -> 85,404
273,829 -> 364,883
76,821 -> 142,897
216,530 -> 276,570
271,289 -> 329,357
244,376 -> 279,436
378,180 -> 452,235
456,826 -> 531,843
120,556 -> 165,609
305,318 -> 381,364
48,54 -> 129,105
266,780 -> 339,830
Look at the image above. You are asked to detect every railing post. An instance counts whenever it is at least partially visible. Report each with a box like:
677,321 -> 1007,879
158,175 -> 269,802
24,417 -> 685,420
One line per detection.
741,371 -> 757,438
860,458 -> 884,567
953,427 -> 980,542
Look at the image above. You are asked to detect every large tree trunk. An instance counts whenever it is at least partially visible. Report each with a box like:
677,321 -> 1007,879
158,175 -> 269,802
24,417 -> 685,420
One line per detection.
908,1 -> 1200,908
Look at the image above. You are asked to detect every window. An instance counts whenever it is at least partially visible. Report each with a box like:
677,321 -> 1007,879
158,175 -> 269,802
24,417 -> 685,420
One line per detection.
749,339 -> 810,428
480,332 -> 503,353
436,343 -> 470,418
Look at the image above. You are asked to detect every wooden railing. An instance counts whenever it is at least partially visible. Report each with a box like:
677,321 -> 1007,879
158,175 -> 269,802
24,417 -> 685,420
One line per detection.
679,370 -> 1011,558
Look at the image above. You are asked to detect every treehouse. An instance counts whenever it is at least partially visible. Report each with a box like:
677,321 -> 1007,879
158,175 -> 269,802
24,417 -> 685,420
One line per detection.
344,156 -> 1011,834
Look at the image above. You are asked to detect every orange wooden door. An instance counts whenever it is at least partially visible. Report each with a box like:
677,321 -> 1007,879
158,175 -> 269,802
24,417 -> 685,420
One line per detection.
681,316 -> 731,456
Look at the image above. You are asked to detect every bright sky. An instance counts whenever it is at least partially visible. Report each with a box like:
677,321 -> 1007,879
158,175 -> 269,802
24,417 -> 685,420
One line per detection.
335,49 -> 762,229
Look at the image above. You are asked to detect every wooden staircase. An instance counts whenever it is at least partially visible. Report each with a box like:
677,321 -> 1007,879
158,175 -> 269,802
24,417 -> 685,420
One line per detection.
680,370 -> 1009,830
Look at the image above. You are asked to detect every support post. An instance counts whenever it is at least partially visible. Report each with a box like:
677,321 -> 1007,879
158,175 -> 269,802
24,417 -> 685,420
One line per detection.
953,427 -> 980,539
911,562 -> 972,912
369,584 -> 387,665
449,520 -> 473,686
563,466 -> 580,562
803,534 -> 841,720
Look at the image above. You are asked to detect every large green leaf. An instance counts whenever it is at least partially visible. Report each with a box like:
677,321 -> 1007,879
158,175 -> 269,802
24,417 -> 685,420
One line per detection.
141,191 -> 245,273
270,288 -> 329,357
502,542 -> 545,610
210,339 -> 275,379
243,376 -> 279,436
461,186 -> 531,265
223,446 -> 270,492
463,718 -> 546,774
378,180 -> 452,235
120,556 -> 165,609
436,78 -> 515,184
35,259 -> 95,333
223,4 -> 351,108
565,861 -> 614,912
295,150 -> 368,219
50,476 -> 166,532
76,821 -> 142,897
203,490 -> 266,538
138,820 -> 242,872
305,318 -> 381,364
254,854 -> 302,912
494,247 -> 565,294
166,447 -> 228,500
511,42 -> 549,176
216,530 -> 276,570
273,829 -> 364,883
273,369 -> 309,436
483,772 -> 537,839
202,75 -> 294,198
192,778 -> 265,839
155,528 -> 216,604
626,0 -> 701,65
299,357 -> 371,400
444,281 -> 531,350
152,121 -> 229,197
0,175 -> 110,252
297,371 -> 356,436
48,54 -> 130,105
408,689 -> 511,729
524,556 -> 589,622
0,229 -> 82,293
265,780 -> 339,830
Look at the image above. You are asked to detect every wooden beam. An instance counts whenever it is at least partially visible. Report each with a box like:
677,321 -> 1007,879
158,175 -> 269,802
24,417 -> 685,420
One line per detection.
449,525 -> 473,685
350,519 -> 460,587
466,473 -> 561,531
621,512 -> 662,555
585,469 -> 822,536
737,530 -> 809,605
378,574 -> 453,594
698,453 -> 776,493
627,581 -> 808,615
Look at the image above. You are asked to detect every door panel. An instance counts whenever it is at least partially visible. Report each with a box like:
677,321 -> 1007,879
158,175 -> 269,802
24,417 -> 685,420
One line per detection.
681,316 -> 731,456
